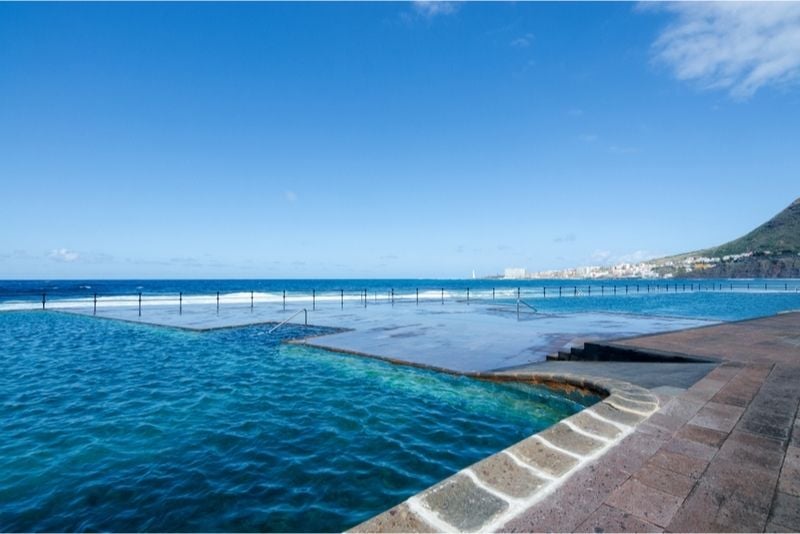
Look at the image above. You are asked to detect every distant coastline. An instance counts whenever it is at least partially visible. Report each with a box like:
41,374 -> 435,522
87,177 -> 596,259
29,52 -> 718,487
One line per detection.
495,198 -> 800,280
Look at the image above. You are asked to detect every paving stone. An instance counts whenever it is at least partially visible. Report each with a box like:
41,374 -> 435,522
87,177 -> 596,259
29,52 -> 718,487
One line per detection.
716,430 -> 785,472
766,520 -> 797,533
688,401 -> 745,433
612,386 -> 659,403
683,378 -> 727,403
749,391 -> 800,419
501,460 -> 629,533
591,402 -> 647,427
659,397 -> 704,424
769,492 -> 800,531
738,407 -> 795,441
420,473 -> 508,532
779,446 -> 800,497
646,450 -> 709,479
510,436 -> 579,478
741,368 -> 773,386
605,477 -> 683,528
702,459 -> 779,514
643,412 -> 684,433
661,435 -> 718,461
569,411 -> 623,440
471,452 -> 548,499
711,380 -> 761,407
704,364 -> 742,382
607,394 -> 659,414
676,424 -> 728,448
667,479 -> 769,533
576,504 -> 663,533
349,503 -> 433,533
637,420 -> 674,442
539,423 -> 606,457
603,431 -> 668,475
633,464 -> 696,499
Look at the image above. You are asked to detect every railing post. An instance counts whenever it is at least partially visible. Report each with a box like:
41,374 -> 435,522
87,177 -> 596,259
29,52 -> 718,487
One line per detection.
180,292 -> 183,315
517,287 -> 520,301
466,288 -> 469,305
283,290 -> 286,311
364,289 -> 367,308
588,286 -> 591,296
138,292 -> 142,317
93,293 -> 97,315
493,287 -> 495,300
312,289 -> 316,311
416,288 -> 419,305
574,286 -> 577,296
559,286 -> 562,297
441,288 -> 444,305
304,308 -> 308,326
42,292 -> 46,310
250,291 -> 253,311
341,289 -> 344,309
391,288 -> 394,306
601,285 -> 604,295
216,291 -> 220,314
614,286 -> 616,295
543,287 -> 546,298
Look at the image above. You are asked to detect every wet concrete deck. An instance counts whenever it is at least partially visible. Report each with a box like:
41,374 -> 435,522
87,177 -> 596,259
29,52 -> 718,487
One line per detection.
62,300 -> 712,373
499,311 -> 800,533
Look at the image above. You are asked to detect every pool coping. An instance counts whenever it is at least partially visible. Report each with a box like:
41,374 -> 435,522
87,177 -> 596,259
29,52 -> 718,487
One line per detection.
349,372 -> 660,533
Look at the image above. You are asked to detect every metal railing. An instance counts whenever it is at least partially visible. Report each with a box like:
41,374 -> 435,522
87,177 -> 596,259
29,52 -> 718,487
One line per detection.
268,308 -> 308,333
1,280 -> 798,318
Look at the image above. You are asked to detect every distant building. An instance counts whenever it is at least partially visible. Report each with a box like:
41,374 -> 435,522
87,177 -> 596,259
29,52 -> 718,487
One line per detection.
503,267 -> 527,279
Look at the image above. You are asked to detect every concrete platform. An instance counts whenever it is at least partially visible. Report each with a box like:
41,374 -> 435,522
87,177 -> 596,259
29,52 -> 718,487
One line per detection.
61,300 -> 713,373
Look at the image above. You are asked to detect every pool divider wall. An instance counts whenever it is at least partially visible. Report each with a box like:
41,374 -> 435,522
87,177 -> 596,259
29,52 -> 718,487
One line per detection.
349,374 -> 659,533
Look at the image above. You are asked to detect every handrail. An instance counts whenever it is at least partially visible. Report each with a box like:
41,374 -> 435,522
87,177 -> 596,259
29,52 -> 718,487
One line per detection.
268,308 -> 308,333
517,297 -> 536,319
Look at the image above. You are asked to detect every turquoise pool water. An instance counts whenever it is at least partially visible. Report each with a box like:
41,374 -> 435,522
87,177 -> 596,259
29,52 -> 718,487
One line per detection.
0,312 -> 595,532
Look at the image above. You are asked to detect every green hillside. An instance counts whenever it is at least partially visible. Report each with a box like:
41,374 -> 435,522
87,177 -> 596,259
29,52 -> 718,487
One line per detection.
699,197 -> 800,257
655,198 -> 800,278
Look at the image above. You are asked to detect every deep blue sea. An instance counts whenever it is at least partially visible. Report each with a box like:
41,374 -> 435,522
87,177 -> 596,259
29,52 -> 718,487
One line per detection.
1,278 -> 799,321
0,311 -> 594,532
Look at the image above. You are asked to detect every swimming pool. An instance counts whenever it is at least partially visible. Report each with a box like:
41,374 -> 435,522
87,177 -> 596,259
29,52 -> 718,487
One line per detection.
0,312 -> 595,532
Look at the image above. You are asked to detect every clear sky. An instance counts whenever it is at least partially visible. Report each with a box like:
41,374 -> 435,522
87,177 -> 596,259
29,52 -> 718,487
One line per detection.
2,2 -> 799,279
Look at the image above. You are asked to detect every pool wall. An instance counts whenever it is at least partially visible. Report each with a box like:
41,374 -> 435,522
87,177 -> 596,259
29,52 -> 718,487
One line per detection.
350,374 -> 659,533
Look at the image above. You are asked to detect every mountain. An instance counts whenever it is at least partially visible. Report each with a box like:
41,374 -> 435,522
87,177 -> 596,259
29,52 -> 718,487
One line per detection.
653,198 -> 800,278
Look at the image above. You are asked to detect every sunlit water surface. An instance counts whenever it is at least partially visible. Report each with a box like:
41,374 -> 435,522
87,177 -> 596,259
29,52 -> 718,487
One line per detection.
0,312 -> 594,532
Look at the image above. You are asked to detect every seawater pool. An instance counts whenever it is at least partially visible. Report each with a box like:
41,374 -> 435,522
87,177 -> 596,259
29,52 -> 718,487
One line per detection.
0,311 -> 596,532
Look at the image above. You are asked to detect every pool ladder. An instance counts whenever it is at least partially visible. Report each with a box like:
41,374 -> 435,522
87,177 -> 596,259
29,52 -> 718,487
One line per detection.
517,297 -> 537,320
268,308 -> 308,333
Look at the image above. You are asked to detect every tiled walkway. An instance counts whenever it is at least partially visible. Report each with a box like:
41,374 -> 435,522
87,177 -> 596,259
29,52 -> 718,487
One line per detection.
505,312 -> 800,532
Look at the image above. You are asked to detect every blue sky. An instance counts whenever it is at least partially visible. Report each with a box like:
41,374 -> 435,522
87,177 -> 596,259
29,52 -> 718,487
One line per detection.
2,2 -> 799,279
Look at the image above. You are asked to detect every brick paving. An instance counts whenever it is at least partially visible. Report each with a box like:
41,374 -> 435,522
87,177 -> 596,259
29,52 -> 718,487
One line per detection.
505,311 -> 800,533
